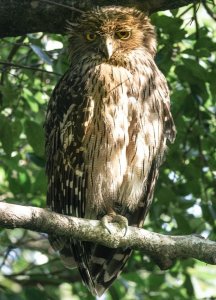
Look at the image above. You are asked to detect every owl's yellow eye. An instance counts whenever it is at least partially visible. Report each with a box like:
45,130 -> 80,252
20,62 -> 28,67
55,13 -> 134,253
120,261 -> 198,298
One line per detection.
115,31 -> 131,40
86,32 -> 97,41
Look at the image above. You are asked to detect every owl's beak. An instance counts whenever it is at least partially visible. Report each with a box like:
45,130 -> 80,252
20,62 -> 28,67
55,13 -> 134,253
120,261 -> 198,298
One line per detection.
102,37 -> 113,59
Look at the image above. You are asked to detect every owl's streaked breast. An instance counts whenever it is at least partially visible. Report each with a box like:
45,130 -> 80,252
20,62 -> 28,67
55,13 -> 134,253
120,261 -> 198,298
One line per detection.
80,54 -> 164,216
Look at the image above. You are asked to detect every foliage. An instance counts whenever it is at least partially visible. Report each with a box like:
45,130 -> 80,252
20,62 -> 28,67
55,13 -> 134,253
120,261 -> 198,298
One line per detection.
0,3 -> 216,300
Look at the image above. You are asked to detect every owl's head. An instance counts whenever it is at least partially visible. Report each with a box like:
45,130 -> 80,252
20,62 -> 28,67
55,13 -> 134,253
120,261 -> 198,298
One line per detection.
68,6 -> 156,62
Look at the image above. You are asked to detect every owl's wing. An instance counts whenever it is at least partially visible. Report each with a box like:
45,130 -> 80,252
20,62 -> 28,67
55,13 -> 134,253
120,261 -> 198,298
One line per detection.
133,68 -> 176,227
162,93 -> 176,144
45,69 -> 86,217
45,70 -> 97,292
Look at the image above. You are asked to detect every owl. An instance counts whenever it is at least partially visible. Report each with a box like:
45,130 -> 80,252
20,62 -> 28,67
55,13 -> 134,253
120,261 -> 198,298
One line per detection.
45,6 -> 176,296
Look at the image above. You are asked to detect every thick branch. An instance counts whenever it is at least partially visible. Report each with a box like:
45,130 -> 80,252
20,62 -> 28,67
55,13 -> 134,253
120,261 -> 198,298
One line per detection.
0,202 -> 216,270
0,0 -> 199,38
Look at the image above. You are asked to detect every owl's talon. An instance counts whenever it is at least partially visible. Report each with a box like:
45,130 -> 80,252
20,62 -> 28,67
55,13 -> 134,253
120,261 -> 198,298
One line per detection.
101,215 -> 113,234
112,215 -> 128,236
101,214 -> 128,236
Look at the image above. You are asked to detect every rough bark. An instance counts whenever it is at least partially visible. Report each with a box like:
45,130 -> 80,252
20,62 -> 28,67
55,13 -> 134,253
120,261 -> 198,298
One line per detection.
0,202 -> 216,270
0,0 -> 199,38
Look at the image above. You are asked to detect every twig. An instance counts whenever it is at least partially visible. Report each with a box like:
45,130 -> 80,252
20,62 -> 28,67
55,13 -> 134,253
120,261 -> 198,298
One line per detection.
0,61 -> 61,76
202,0 -> 216,21
178,4 -> 193,18
193,3 -> 200,41
39,0 -> 84,13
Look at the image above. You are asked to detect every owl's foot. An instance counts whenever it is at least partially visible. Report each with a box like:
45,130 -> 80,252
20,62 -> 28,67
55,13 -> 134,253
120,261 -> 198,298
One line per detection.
101,213 -> 128,236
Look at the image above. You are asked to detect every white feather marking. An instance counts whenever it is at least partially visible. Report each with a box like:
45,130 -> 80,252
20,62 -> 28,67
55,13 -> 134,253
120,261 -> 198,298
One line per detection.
104,271 -> 112,283
75,169 -> 83,177
60,104 -> 76,129
113,253 -> 125,261
91,257 -> 106,264
70,181 -> 74,188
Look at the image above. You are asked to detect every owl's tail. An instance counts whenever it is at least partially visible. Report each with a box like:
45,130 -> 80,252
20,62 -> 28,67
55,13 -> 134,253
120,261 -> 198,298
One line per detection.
55,239 -> 132,296
49,233 -> 132,296
88,245 -> 132,296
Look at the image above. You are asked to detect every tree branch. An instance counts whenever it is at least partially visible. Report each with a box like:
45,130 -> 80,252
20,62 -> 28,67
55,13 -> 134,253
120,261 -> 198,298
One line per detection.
0,202 -> 216,270
0,0 -> 199,38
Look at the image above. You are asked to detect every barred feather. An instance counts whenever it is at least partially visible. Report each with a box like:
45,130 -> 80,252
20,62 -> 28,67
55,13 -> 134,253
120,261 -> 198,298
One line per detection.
45,6 -> 176,297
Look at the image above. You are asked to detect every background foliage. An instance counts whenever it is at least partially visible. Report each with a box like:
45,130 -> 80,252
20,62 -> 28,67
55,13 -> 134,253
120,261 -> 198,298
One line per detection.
0,2 -> 216,300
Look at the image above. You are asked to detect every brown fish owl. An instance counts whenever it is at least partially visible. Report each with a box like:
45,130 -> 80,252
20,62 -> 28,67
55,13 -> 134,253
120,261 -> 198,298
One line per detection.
45,6 -> 176,296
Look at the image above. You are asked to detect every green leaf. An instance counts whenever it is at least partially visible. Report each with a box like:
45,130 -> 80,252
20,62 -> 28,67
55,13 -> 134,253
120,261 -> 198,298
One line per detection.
8,168 -> 31,195
11,120 -> 22,144
24,120 -> 44,157
0,115 -> 13,154
32,169 -> 47,194
181,58 -> 209,82
152,15 -> 184,36
23,87 -> 39,112
0,115 -> 22,155
0,81 -> 19,107
24,287 -> 48,300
